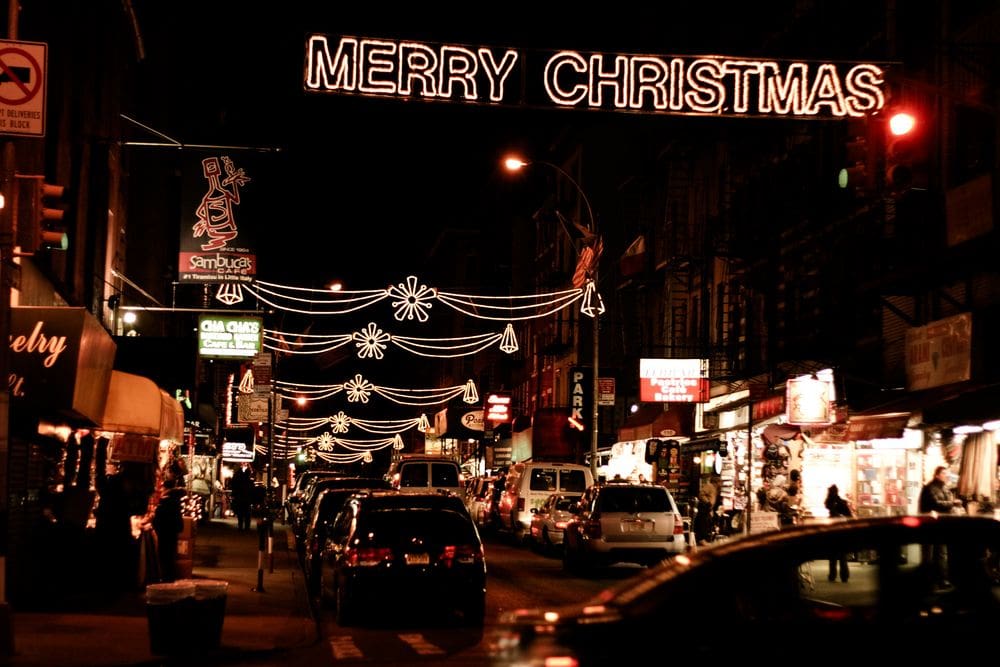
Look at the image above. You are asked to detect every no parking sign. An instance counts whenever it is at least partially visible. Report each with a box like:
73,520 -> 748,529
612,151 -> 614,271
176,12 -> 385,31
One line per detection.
0,39 -> 46,137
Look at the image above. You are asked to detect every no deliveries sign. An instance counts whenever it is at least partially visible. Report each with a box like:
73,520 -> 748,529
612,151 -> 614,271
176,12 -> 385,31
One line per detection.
0,40 -> 46,137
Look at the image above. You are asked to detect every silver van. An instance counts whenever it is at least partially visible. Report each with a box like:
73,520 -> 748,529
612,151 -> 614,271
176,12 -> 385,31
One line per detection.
498,461 -> 593,541
387,455 -> 465,500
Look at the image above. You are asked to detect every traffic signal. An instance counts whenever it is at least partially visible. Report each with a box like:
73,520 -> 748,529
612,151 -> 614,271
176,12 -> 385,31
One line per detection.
837,118 -> 875,197
15,174 -> 69,252
884,110 -> 927,194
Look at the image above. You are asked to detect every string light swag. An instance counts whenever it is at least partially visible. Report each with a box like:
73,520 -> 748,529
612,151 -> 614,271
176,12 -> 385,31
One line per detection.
266,432 -> 405,466
279,411 -> 429,436
275,375 -> 479,407
263,322 -> 519,359
235,275 -> 599,322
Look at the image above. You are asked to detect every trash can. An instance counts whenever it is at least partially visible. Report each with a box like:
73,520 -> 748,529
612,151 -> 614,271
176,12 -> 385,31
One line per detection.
145,581 -> 196,655
188,579 -> 229,650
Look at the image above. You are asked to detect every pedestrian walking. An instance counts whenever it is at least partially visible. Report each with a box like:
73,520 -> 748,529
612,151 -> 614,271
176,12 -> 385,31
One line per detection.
231,464 -> 254,531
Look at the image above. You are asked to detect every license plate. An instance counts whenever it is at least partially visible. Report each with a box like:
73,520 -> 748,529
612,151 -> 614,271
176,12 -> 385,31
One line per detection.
404,553 -> 430,565
623,520 -> 651,533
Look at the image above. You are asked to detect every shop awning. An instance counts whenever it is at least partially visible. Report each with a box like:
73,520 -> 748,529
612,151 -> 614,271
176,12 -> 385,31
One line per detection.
100,371 -> 184,441
617,403 -> 694,442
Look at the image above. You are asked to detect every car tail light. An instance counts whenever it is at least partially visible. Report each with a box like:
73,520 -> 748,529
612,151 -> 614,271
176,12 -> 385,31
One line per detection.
517,497 -> 525,512
441,544 -> 484,567
672,513 -> 684,535
554,520 -> 568,529
345,546 -> 393,567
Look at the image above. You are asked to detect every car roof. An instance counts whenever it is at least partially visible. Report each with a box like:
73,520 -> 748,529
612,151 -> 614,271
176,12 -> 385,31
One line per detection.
352,490 -> 469,510
602,514 -> 1000,606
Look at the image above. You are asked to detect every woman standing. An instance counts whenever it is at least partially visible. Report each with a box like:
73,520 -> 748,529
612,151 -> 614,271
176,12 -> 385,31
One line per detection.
824,484 -> 854,582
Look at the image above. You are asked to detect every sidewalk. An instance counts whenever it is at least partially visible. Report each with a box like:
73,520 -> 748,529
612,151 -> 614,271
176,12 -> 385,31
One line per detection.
2,517 -> 319,667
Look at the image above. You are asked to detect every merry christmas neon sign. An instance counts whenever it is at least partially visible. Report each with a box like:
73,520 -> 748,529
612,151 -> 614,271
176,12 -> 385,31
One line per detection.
305,34 -> 886,119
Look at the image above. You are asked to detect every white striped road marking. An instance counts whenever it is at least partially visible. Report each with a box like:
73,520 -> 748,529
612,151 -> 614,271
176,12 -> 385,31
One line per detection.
329,635 -> 363,659
399,633 -> 446,655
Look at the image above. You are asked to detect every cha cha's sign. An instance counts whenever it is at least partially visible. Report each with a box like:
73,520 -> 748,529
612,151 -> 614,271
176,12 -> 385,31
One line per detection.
305,34 -> 886,119
198,315 -> 262,359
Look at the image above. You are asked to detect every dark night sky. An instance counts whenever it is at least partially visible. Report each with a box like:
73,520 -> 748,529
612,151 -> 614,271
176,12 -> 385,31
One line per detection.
128,3 -> 804,288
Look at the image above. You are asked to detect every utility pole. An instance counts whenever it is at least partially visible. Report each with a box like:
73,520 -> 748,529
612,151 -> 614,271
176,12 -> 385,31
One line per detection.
0,0 -> 19,653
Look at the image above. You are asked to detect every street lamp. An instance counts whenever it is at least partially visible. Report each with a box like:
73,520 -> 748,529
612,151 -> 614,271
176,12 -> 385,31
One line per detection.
504,155 -> 602,480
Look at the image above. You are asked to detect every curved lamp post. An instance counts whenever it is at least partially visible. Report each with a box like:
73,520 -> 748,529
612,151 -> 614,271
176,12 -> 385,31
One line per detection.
504,156 -> 602,480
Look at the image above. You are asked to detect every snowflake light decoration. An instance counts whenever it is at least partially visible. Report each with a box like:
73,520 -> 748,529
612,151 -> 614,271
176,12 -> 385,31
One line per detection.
344,374 -> 374,403
316,433 -> 336,451
353,322 -> 390,359
388,275 -> 435,322
328,411 -> 351,434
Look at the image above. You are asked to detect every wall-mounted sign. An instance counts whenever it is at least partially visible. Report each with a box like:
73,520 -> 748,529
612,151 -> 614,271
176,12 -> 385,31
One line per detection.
485,392 -> 511,423
639,358 -> 710,403
9,306 -> 116,423
461,410 -> 485,431
305,34 -> 887,120
198,315 -> 262,358
222,441 -> 255,463
904,312 -> 972,391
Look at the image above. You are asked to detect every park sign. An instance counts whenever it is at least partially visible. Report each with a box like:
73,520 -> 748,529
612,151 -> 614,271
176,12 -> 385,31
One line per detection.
198,315 -> 262,359
304,34 -> 886,119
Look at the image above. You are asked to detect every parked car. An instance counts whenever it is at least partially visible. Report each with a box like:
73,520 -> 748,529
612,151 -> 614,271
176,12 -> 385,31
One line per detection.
302,484 -> 390,597
317,490 -> 487,626
491,514 -> 1000,665
562,481 -> 686,572
290,476 -> 392,556
387,454 -> 465,499
285,470 -> 345,524
529,492 -> 582,552
498,461 -> 593,541
466,476 -> 497,529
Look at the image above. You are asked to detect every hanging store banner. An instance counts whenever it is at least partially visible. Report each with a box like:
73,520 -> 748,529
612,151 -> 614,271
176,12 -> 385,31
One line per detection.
786,375 -> 836,425
305,34 -> 887,120
178,150 -> 271,284
904,312 -> 972,391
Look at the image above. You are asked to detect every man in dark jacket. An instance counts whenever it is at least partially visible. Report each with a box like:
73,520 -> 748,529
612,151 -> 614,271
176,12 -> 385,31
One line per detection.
918,466 -> 960,587
919,465 -> 959,514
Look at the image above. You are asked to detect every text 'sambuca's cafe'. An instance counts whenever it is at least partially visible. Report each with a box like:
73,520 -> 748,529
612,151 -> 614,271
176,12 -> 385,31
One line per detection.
304,34 -> 888,119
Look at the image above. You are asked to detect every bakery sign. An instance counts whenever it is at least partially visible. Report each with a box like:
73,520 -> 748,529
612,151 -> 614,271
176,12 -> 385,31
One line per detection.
639,358 -> 710,403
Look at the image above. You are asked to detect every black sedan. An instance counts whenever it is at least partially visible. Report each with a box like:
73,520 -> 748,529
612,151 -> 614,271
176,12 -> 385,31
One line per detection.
318,491 -> 487,626
490,514 -> 1000,665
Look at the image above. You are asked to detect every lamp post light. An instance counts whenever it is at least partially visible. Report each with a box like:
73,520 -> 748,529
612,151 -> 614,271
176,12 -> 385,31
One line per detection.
504,156 -> 602,480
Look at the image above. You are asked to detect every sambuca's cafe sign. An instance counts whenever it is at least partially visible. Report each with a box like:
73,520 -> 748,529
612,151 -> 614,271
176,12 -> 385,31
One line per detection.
305,34 -> 887,119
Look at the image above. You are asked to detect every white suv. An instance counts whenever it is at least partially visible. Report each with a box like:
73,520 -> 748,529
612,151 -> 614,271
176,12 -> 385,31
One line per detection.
562,482 -> 686,573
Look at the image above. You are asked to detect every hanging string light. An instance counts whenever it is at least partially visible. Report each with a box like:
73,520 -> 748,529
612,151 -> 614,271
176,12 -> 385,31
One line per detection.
262,322 -> 520,359
275,375 -> 479,407
238,274 -> 591,322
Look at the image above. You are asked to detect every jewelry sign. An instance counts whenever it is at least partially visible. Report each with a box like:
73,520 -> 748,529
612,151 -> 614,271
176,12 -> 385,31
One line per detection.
0,40 -> 46,137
